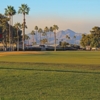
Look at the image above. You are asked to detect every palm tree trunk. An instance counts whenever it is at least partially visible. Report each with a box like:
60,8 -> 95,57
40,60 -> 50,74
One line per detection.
6,33 -> 8,51
46,33 -> 48,45
12,16 -> 13,26
40,33 -> 41,45
54,32 -> 56,51
28,39 -> 29,46
2,40 -> 4,51
17,29 -> 19,51
18,36 -> 19,51
50,32 -> 51,45
36,31 -> 38,44
9,16 -> 11,51
3,34 -> 6,51
5,33 -> 7,51
11,16 -> 14,51
33,35 -> 34,45
23,13 -> 25,51
47,33 -> 49,45
10,16 -> 13,51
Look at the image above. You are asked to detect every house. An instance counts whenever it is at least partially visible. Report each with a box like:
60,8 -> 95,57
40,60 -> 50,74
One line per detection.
86,46 -> 91,50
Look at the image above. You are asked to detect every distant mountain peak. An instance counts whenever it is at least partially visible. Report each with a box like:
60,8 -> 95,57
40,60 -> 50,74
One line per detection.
65,29 -> 76,33
26,29 -> 82,45
66,29 -> 72,31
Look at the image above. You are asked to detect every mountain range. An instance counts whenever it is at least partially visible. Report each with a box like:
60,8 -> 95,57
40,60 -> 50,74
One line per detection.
25,29 -> 82,45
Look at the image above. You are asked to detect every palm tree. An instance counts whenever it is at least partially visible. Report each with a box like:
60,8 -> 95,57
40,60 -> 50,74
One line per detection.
41,38 -> 47,45
34,26 -> 38,44
53,25 -> 59,51
66,35 -> 69,43
74,35 -> 76,45
1,23 -> 9,51
14,22 -> 21,51
31,30 -> 35,45
25,34 -> 30,48
68,36 -> 70,44
5,6 -> 16,26
66,35 -> 70,44
42,31 -> 47,40
38,28 -> 43,45
0,14 -> 9,51
5,6 -> 16,51
44,26 -> 49,45
49,27 -> 53,45
21,23 -> 27,29
18,4 -> 30,51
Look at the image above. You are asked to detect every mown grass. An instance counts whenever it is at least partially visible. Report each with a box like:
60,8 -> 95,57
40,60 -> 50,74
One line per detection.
0,51 -> 100,100
0,51 -> 100,65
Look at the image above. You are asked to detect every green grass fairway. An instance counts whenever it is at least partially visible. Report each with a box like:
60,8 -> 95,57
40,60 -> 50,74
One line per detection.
0,51 -> 100,100
0,51 -> 100,65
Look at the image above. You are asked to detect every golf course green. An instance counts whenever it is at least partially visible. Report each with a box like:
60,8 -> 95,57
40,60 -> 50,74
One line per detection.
0,51 -> 100,100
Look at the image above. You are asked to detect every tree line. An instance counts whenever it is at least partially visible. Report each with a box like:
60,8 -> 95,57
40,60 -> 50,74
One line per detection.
30,25 -> 59,49
0,4 -> 30,51
0,4 -> 60,51
80,26 -> 100,49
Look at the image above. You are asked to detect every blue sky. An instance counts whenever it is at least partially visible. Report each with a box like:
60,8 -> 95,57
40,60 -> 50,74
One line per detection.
0,0 -> 100,33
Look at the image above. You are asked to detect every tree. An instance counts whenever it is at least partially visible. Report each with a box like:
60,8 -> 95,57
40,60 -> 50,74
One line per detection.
25,34 -> 30,48
18,4 -> 30,51
5,6 -> 16,51
90,26 -> 100,48
0,14 -> 9,50
42,31 -> 47,44
41,38 -> 47,45
74,35 -> 76,45
44,26 -> 49,45
68,36 -> 70,44
90,36 -> 99,48
66,35 -> 69,43
49,27 -> 53,45
80,26 -> 100,48
14,22 -> 21,51
31,30 -> 35,45
52,25 -> 59,51
34,26 -> 38,44
38,28 -> 43,45
60,41 -> 69,50
0,25 -> 8,51
80,34 -> 91,47
5,6 -> 16,25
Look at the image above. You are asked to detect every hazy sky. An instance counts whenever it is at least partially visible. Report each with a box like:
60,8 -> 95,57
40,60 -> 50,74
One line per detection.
0,0 -> 100,33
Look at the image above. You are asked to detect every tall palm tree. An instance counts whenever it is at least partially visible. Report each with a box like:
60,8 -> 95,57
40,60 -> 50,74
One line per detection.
14,22 -> 21,51
31,30 -> 35,45
44,26 -> 49,45
34,26 -> 38,44
66,35 -> 70,44
18,4 -> 30,51
66,35 -> 69,43
41,38 -> 47,45
38,28 -> 43,45
1,23 -> 9,51
25,34 -> 30,48
68,36 -> 70,44
53,25 -> 59,51
42,31 -> 47,41
5,6 -> 16,51
49,27 -> 53,45
74,35 -> 76,45
0,14 -> 9,51
4,6 -> 16,27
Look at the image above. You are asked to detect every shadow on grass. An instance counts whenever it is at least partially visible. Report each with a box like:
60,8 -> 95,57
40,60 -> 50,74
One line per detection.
0,67 -> 100,74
